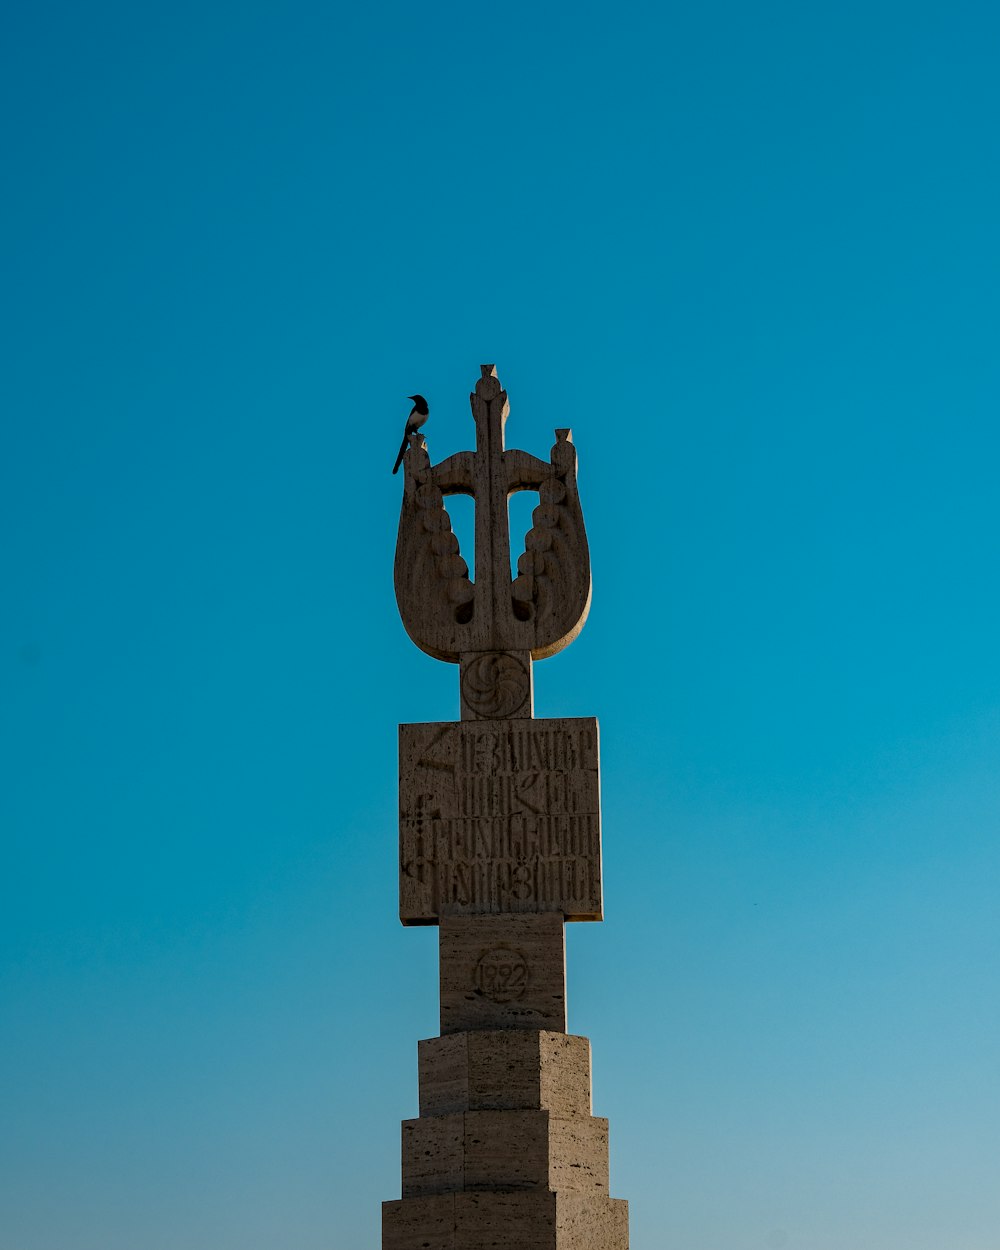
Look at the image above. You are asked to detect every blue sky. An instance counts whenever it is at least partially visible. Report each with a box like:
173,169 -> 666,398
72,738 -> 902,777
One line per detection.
2,1 -> 999,1247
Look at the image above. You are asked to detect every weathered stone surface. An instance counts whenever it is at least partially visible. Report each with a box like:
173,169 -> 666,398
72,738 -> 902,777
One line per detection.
535,1033 -> 592,1117
460,1110 -> 550,1191
418,1032 -> 471,1116
383,1191 -> 628,1249
439,914 -> 566,1035
546,1114 -> 609,1195
383,1193 -> 456,1250
464,1111 -> 609,1194
455,1191 -> 558,1249
401,1109 -> 609,1197
399,716 -> 602,924
555,1194 -> 630,1248
401,1114 -> 464,1198
418,1031 -> 592,1117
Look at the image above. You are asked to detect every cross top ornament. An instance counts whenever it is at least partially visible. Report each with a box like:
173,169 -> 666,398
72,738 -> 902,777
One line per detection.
394,365 -> 592,720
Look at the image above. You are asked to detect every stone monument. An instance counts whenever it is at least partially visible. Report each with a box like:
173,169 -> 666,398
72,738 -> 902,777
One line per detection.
383,365 -> 630,1249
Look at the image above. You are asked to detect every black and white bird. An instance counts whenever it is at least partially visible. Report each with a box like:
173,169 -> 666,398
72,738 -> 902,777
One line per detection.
392,394 -> 430,474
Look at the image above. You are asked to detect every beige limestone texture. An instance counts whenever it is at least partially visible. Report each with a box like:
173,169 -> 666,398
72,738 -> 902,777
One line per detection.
418,1031 -> 592,1117
464,1110 -> 609,1195
455,1191 -> 559,1250
402,1109 -> 609,1197
439,913 -> 566,1035
399,715 -> 602,925
555,1194 -> 630,1249
383,1192 -> 628,1249
401,1114 -> 464,1198
418,1033 -> 470,1116
535,1032 -> 593,1117
383,1193 -> 456,1250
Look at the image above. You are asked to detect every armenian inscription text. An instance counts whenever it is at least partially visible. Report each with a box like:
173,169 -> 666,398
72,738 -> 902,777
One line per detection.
399,717 -> 602,924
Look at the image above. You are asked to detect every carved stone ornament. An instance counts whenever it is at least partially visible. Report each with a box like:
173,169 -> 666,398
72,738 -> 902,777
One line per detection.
394,365 -> 592,667
398,717 -> 602,924
460,652 -> 531,719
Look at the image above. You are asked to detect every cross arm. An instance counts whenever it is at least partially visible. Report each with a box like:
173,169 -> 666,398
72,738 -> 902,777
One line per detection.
432,450 -> 476,495
503,449 -> 551,493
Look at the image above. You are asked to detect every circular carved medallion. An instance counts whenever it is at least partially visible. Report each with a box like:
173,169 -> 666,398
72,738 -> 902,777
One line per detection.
461,652 -> 530,718
474,947 -> 529,1003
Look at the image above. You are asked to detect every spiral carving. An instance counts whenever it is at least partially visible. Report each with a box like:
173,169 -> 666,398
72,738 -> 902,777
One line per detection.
461,652 -> 530,719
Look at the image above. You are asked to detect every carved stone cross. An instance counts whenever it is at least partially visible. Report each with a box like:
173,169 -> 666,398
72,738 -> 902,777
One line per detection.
394,364 -> 592,720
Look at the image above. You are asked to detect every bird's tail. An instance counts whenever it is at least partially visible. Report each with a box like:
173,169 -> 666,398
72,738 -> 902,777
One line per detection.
392,430 -> 410,475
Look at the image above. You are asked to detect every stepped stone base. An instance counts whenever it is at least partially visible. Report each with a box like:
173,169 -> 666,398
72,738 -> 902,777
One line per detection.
383,1191 -> 629,1250
385,913 -> 628,1247
402,1109 -> 609,1197
419,1031 -> 592,1117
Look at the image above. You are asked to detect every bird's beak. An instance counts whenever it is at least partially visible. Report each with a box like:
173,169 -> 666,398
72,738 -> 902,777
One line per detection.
407,395 -> 416,401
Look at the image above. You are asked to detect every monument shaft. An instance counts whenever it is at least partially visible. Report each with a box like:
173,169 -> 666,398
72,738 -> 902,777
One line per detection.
384,366 -> 629,1249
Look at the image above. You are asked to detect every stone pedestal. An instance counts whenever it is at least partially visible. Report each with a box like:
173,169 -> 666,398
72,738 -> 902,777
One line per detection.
385,1005 -> 628,1247
385,719 -> 628,1248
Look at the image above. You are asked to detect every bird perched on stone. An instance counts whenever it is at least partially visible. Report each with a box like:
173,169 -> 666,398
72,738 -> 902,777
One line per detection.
392,395 -> 430,474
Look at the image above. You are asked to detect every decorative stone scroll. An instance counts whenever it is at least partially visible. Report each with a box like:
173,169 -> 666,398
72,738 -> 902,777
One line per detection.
399,717 -> 602,924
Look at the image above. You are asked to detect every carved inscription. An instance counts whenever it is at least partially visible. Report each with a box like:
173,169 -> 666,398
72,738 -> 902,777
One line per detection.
399,716 -> 602,924
475,947 -> 528,1002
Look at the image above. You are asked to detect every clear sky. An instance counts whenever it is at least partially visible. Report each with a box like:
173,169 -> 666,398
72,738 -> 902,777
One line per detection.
2,1 -> 999,1247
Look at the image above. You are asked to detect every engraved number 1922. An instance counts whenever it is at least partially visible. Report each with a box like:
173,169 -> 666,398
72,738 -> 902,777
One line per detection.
474,947 -> 528,1003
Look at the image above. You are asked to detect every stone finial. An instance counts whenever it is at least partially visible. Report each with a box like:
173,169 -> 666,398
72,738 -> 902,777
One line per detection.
393,365 -> 592,667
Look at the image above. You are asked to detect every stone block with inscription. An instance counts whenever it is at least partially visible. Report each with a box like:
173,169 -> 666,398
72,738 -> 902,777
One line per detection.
384,366 -> 628,1249
439,913 -> 566,1034
399,717 -> 602,924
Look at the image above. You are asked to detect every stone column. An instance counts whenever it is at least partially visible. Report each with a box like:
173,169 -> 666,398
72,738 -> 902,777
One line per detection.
385,366 -> 629,1249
